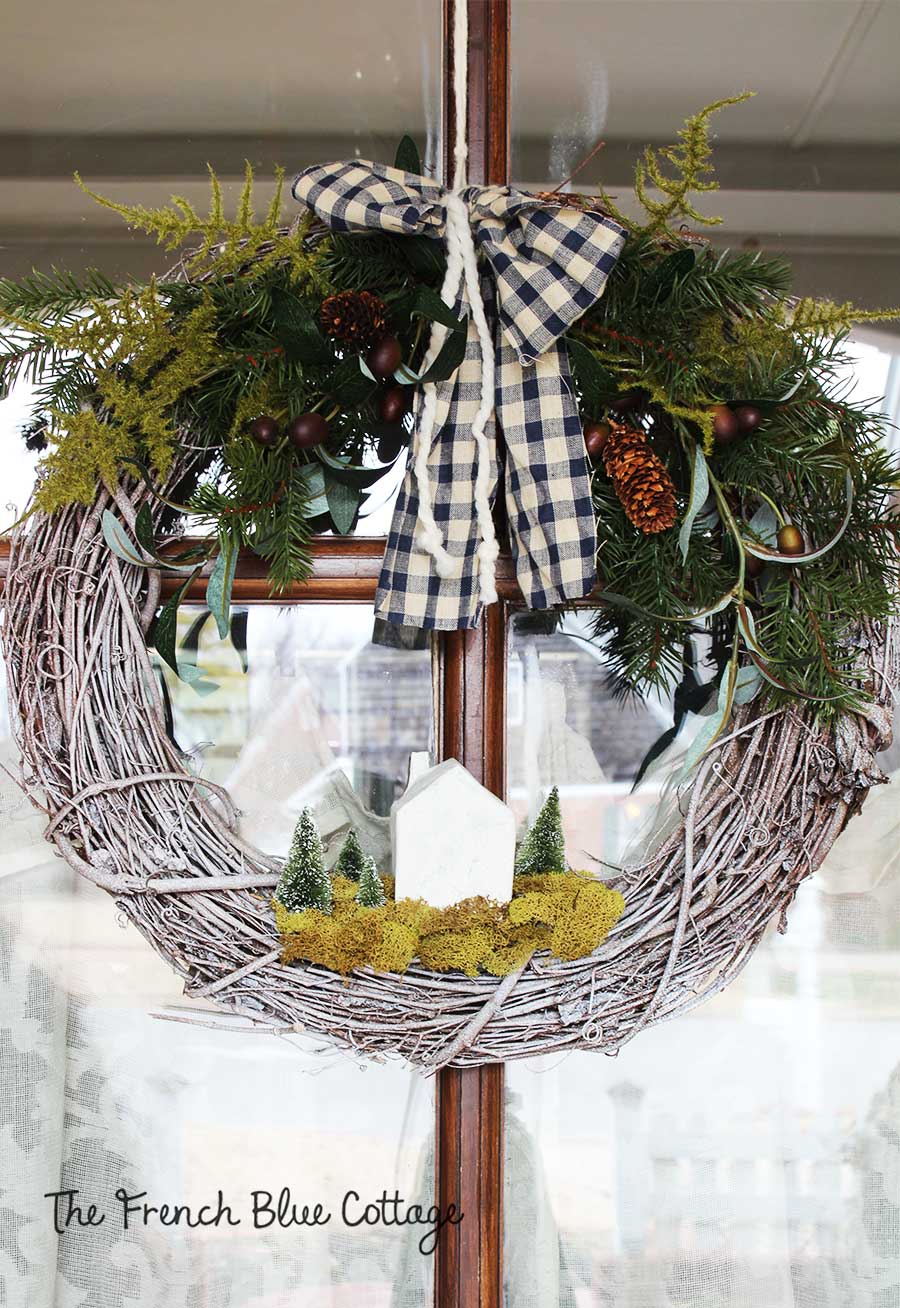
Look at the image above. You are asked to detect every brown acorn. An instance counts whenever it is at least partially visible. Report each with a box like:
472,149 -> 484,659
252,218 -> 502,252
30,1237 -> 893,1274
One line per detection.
776,523 -> 805,556
734,404 -> 762,435
610,388 -> 647,417
745,552 -> 766,579
287,412 -> 330,450
367,335 -> 403,380
584,421 -> 611,459
249,415 -> 279,447
711,404 -> 740,445
379,387 -> 410,424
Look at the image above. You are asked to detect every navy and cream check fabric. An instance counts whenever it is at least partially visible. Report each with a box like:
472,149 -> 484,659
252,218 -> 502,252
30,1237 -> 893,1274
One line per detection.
293,160 -> 626,630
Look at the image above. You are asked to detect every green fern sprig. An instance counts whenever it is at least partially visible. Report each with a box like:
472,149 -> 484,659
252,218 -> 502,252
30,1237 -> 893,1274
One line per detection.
74,164 -> 327,288
790,297 -> 900,336
600,94 -> 753,236
75,161 -> 276,255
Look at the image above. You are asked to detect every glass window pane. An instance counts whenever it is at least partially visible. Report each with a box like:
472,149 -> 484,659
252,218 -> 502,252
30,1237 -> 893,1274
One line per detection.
162,603 -> 435,855
505,615 -> 900,1307
508,10 -> 900,1302
1,0 -> 440,528
0,604 -> 437,1304
511,0 -> 900,315
507,609 -> 690,870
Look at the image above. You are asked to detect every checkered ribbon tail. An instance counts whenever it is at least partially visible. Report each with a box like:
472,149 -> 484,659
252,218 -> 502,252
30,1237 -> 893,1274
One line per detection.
293,160 -> 626,630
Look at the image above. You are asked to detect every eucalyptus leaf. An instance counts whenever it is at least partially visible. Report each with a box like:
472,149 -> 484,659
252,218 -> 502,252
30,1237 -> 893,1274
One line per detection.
733,664 -> 763,705
102,510 -> 149,568
134,504 -> 156,554
632,725 -> 679,791
678,447 -> 710,561
417,327 -> 468,384
394,134 -> 421,174
316,447 -> 394,488
151,572 -> 200,675
678,659 -> 737,778
601,588 -> 735,624
174,662 -> 219,695
230,608 -> 249,673
206,529 -> 240,639
325,474 -> 360,534
745,501 -> 779,546
298,464 -> 326,498
327,355 -> 378,405
298,459 -> 329,517
178,610 -> 211,670
410,286 -> 465,334
566,338 -> 617,407
102,508 -> 202,573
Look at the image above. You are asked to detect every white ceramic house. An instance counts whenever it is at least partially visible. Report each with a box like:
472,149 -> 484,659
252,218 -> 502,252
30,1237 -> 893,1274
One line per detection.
391,759 -> 516,909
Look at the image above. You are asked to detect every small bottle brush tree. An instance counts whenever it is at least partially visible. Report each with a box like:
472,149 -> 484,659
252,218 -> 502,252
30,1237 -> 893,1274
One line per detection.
335,829 -> 368,881
356,856 -> 386,909
514,786 -> 567,876
275,808 -> 332,913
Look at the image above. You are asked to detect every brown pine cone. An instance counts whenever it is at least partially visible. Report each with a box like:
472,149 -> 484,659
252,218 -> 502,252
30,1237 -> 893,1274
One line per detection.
602,422 -> 678,534
320,290 -> 388,346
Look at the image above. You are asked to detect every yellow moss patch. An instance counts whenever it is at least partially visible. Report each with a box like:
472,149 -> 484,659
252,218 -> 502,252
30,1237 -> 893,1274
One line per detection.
275,873 -> 625,978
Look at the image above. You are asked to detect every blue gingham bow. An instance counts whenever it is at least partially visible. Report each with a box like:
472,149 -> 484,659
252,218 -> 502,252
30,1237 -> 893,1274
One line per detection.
293,159 -> 626,630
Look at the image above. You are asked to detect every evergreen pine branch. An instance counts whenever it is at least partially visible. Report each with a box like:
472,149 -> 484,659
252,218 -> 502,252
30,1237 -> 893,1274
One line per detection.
252,460 -> 314,591
0,266 -> 119,322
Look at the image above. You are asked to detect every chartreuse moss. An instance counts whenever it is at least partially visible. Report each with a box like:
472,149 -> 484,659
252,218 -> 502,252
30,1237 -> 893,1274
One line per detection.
275,873 -> 625,978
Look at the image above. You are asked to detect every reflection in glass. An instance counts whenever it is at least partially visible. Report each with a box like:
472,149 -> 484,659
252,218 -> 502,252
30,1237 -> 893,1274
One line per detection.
0,0 -> 440,529
511,1 -> 900,315
503,797 -> 900,1308
507,610 -> 687,870
503,655 -> 900,1307
162,603 -> 434,860
0,610 -> 436,1305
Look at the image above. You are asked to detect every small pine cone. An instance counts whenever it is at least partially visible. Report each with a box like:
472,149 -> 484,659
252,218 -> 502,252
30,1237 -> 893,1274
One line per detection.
602,422 -> 677,534
320,290 -> 388,346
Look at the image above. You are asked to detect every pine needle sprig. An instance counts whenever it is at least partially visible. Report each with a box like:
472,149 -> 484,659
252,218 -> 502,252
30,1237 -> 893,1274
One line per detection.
253,459 -> 314,591
0,266 -> 119,323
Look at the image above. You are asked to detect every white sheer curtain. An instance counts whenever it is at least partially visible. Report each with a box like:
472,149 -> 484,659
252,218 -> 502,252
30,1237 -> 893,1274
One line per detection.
0,616 -> 436,1308
502,711 -> 900,1308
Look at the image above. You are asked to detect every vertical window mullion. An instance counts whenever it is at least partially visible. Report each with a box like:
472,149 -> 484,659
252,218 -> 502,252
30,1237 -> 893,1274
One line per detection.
436,5 -> 511,1306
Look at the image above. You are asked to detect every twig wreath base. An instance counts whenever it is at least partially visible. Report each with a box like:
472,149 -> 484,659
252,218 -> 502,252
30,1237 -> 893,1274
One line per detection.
5,472 -> 896,1068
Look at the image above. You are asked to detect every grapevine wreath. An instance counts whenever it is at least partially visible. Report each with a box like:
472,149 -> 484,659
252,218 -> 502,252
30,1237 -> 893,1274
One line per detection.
2,94 -> 899,1068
